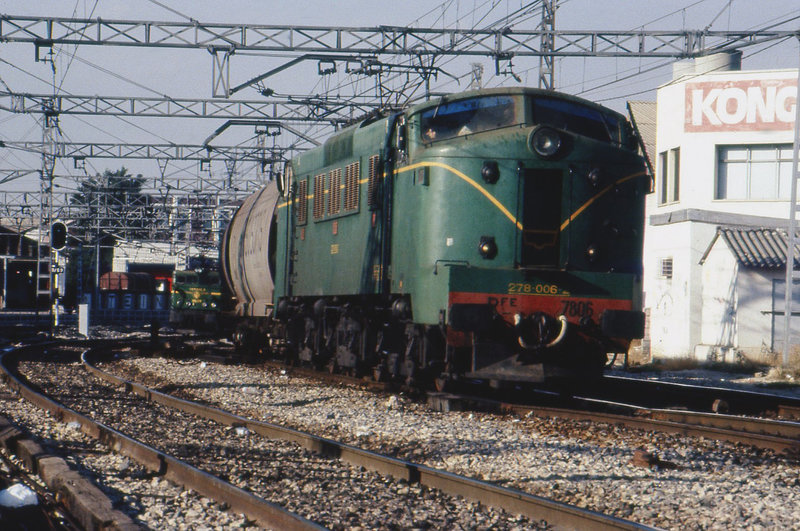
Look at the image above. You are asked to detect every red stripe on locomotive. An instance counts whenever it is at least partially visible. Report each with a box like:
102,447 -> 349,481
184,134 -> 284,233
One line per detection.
448,291 -> 632,324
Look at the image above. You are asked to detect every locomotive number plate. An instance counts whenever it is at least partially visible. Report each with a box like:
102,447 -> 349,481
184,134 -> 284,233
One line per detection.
560,299 -> 594,318
507,282 -> 569,296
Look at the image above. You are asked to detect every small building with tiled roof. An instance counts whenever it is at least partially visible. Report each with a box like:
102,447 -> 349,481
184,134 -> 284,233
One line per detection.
698,227 -> 798,363
642,54 -> 799,365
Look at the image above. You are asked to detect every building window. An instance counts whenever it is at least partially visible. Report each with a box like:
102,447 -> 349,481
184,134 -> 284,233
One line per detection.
716,144 -> 793,200
658,147 -> 680,205
660,257 -> 673,279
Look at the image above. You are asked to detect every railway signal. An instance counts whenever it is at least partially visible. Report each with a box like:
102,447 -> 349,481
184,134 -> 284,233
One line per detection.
50,221 -> 67,250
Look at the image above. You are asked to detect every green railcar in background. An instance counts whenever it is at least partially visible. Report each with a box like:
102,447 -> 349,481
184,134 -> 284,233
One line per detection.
169,268 -> 224,328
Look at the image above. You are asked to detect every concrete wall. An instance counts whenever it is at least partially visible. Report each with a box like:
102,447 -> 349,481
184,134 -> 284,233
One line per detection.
699,237 -> 738,350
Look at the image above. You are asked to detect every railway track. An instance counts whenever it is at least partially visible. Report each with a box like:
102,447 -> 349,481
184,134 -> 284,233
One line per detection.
422,374 -> 800,455
175,337 -> 800,454
1,343 -> 320,530
432,393 -> 800,455
1,342 -> 653,530
85,347 -> 800,528
586,375 -> 800,416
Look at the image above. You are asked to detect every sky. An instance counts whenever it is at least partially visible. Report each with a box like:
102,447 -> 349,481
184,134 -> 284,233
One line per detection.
0,0 -> 798,196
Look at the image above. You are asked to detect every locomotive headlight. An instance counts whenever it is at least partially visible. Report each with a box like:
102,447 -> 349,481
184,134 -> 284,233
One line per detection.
481,161 -> 500,184
587,168 -> 601,187
586,244 -> 600,262
530,127 -> 562,158
479,236 -> 498,259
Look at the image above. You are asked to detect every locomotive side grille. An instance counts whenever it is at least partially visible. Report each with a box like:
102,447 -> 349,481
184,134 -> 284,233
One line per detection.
296,178 -> 308,225
367,154 -> 380,207
313,173 -> 325,220
520,168 -> 562,267
328,168 -> 342,215
344,161 -> 360,211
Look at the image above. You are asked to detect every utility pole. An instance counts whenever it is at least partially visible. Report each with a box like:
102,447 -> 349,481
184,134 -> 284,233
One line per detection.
38,101 -> 57,326
538,0 -> 557,90
782,42 -> 800,369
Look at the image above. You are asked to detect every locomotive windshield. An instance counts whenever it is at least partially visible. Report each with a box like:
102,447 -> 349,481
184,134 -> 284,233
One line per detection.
530,96 -> 622,145
420,95 -> 517,141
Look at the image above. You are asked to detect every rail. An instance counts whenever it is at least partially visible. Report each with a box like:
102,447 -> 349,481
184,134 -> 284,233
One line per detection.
433,394 -> 800,455
0,345 -> 323,531
82,348 -> 655,531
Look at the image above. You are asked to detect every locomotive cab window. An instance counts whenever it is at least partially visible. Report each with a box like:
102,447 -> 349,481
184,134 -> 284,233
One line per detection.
420,95 -> 517,142
529,96 -> 622,145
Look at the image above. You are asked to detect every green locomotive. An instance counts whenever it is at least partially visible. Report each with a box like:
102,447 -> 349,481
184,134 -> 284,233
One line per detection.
221,87 -> 650,384
169,264 -> 225,328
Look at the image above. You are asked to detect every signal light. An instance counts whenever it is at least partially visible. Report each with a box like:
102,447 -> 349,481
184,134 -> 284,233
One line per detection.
51,221 -> 67,250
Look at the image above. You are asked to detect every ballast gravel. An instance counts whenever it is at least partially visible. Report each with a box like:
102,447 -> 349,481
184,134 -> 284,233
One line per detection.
0,389 -> 253,530
105,354 -> 800,531
11,352 -> 542,530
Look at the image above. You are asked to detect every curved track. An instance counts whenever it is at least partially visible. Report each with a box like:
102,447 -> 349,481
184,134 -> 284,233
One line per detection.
1,344 -> 322,530
81,346 -> 650,530
2,341 -> 653,530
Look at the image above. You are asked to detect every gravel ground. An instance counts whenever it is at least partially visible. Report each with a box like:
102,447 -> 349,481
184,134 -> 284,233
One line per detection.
0,388 -> 254,530
102,353 -> 800,531
12,351 -> 541,530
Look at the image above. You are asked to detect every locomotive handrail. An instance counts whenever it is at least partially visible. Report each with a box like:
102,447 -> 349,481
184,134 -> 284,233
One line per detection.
546,315 -> 569,347
433,259 -> 471,274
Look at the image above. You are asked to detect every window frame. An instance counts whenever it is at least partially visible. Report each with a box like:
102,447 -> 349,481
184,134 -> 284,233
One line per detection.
658,147 -> 680,205
660,257 -> 673,280
715,143 -> 793,201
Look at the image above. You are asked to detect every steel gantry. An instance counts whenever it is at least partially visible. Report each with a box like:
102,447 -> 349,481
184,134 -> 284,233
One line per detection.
0,14 -> 795,97
1,7 -> 797,313
0,15 -> 791,56
0,91 -> 381,126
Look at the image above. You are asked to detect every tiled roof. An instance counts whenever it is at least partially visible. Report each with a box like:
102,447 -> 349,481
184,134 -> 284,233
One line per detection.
627,100 -> 656,172
703,227 -> 800,269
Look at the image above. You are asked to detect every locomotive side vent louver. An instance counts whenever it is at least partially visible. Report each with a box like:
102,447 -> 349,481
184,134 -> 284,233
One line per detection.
344,161 -> 360,211
313,173 -> 325,220
328,168 -> 342,215
296,178 -> 308,225
367,154 -> 381,208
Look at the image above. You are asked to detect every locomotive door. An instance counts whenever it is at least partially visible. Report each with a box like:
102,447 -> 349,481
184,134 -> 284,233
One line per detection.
519,168 -> 562,267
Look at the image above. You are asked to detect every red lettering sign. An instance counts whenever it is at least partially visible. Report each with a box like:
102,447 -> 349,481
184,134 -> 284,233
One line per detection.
685,78 -> 797,132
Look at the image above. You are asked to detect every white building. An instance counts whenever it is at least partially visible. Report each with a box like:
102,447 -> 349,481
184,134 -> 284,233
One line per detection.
642,53 -> 797,363
698,227 -> 799,364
